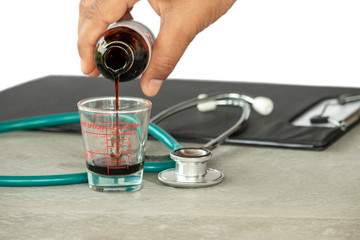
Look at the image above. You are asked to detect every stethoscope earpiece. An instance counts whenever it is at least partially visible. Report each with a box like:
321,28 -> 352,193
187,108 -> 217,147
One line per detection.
252,96 -> 274,116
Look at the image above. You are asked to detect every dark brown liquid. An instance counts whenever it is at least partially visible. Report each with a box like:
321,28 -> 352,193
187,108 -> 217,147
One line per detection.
104,47 -> 128,72
115,75 -> 120,110
94,26 -> 150,82
115,75 -> 121,169
87,158 -> 143,176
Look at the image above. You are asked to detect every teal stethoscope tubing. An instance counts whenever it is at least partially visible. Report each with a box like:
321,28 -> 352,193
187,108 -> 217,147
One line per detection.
0,112 -> 181,186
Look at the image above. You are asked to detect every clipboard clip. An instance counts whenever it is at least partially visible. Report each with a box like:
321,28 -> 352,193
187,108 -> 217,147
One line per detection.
310,94 -> 360,131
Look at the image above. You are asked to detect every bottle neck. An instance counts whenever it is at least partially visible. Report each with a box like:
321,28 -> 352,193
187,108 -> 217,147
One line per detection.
102,41 -> 134,75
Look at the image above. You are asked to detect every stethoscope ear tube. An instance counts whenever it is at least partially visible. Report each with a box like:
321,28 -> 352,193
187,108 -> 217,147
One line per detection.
151,92 -> 254,150
0,173 -> 88,187
0,113 -> 80,133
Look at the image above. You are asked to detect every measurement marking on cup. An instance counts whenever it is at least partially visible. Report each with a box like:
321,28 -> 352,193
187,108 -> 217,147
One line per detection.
87,151 -> 131,156
108,166 -> 128,169
105,121 -> 110,174
107,144 -> 132,148
82,120 -> 139,174
108,165 -> 130,170
107,138 -> 127,142
85,131 -> 135,136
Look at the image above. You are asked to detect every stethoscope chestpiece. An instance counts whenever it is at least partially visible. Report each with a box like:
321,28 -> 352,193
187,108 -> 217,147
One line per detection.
158,148 -> 224,188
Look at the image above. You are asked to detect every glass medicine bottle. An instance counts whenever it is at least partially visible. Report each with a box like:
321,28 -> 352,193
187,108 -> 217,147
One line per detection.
94,20 -> 155,82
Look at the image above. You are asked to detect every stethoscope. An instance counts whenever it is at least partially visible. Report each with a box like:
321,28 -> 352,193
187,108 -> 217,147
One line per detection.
0,92 -> 273,188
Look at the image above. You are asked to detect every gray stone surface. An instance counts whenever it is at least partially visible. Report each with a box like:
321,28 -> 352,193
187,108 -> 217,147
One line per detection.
1,127 -> 360,239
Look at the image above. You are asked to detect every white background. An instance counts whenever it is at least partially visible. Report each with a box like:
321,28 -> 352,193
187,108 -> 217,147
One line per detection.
0,0 -> 359,92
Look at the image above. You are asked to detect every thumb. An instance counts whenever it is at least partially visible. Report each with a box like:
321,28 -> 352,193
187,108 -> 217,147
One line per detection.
140,21 -> 195,97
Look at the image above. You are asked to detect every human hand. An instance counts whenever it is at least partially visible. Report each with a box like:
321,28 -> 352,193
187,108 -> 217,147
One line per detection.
78,0 -> 236,97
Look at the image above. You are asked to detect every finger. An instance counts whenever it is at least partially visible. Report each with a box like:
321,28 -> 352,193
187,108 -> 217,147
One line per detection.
78,0 -> 95,35
78,0 -> 138,75
79,1 -> 133,35
140,19 -> 195,97
81,58 -> 100,77
89,68 -> 100,77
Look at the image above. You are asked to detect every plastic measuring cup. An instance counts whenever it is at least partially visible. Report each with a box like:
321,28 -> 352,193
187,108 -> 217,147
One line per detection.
77,96 -> 151,192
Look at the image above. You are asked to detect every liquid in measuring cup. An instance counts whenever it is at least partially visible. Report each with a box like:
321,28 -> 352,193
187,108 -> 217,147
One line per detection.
83,121 -> 141,174
87,157 -> 143,176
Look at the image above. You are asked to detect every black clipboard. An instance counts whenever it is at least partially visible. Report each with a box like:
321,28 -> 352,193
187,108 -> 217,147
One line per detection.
1,75 -> 360,150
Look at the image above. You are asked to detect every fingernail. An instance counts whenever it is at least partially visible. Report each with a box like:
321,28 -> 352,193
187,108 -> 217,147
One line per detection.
147,79 -> 163,96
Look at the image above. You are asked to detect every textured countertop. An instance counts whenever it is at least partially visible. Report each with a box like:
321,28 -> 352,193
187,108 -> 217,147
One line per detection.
1,126 -> 360,240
